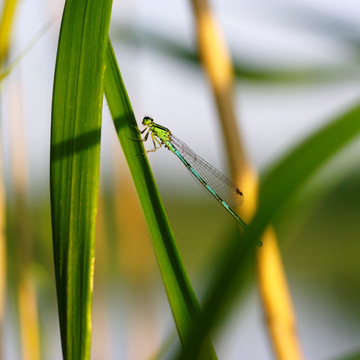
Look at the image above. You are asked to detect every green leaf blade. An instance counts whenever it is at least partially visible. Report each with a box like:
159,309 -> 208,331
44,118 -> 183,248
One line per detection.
104,40 -> 216,358
50,1 -> 113,359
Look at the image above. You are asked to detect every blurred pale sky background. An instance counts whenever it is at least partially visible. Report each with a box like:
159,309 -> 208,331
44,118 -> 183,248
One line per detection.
2,0 -> 360,196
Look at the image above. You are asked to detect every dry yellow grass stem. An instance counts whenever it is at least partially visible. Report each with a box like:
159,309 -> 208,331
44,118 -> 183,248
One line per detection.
18,276 -> 40,360
257,228 -> 304,359
190,0 -> 303,358
0,0 -> 19,64
190,0 -> 246,180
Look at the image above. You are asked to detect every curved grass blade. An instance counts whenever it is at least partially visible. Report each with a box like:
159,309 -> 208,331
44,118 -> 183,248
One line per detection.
103,40 -> 216,358
178,101 -> 360,359
50,1 -> 112,359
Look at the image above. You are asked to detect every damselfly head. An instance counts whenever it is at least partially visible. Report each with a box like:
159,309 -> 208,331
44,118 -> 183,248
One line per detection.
142,116 -> 154,126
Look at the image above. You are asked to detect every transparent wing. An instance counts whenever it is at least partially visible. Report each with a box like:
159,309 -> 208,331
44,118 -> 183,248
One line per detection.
170,134 -> 244,207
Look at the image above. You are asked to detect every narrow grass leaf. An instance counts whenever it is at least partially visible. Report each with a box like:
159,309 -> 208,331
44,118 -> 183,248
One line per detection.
50,1 -> 112,359
103,40 -> 216,358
